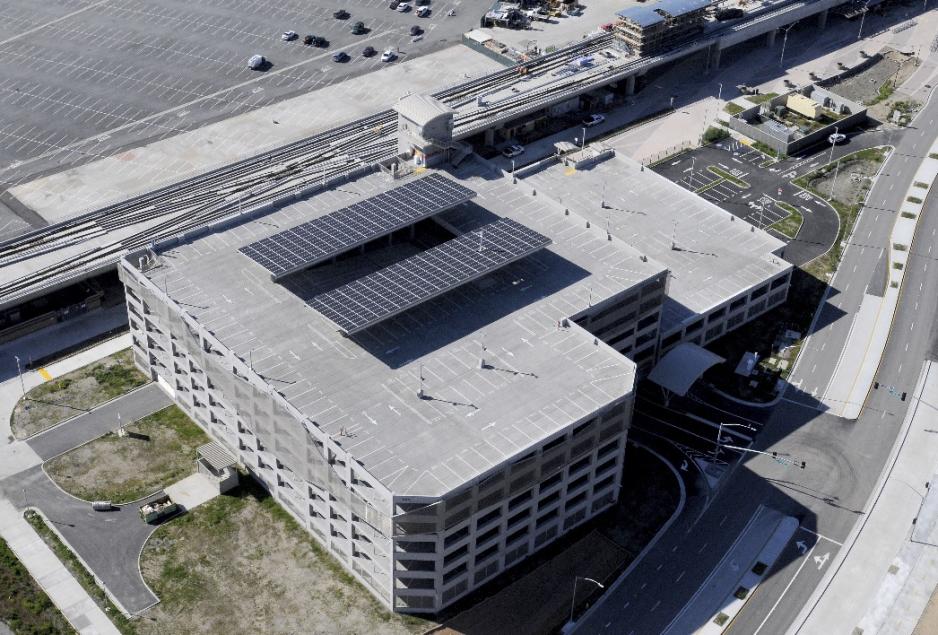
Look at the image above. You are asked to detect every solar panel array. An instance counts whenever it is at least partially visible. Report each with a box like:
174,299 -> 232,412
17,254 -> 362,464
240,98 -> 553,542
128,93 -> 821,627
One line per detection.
239,173 -> 477,280
309,218 -> 552,335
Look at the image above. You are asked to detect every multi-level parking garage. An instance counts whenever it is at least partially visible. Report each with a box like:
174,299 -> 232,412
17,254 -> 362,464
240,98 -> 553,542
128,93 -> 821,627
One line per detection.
0,0 -> 868,317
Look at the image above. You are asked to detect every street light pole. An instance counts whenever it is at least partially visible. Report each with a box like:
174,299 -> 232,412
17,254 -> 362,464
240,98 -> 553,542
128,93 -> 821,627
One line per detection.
829,157 -> 841,201
713,422 -> 757,461
581,127 -> 587,150
858,0 -> 871,40
828,126 -> 838,165
569,576 -> 605,626
14,355 -> 27,407
779,24 -> 796,68
717,82 -> 723,101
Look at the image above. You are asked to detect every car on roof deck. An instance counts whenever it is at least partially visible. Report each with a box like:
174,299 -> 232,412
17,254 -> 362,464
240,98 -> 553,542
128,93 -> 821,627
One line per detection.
381,49 -> 396,62
334,9 -> 350,19
362,45 -> 376,57
351,21 -> 367,34
281,30 -> 297,41
332,51 -> 350,62
247,54 -> 266,70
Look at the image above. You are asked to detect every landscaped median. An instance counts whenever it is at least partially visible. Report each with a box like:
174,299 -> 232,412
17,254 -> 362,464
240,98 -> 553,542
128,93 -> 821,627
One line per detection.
0,535 -> 71,634
11,348 -> 149,439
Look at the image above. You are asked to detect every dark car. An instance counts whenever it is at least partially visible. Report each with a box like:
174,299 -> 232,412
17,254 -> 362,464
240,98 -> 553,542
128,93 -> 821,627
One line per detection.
389,0 -> 400,9
303,34 -> 314,45
409,25 -> 422,36
333,9 -> 350,19
310,35 -> 327,47
351,21 -> 366,34
416,0 -> 430,5
332,51 -> 349,62
362,45 -> 376,57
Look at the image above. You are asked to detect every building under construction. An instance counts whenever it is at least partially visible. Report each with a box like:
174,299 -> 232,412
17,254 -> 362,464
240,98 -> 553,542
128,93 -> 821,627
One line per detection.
614,0 -> 712,56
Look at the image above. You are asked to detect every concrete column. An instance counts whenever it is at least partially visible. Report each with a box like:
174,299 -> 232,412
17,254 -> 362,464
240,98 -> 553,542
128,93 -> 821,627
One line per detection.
483,128 -> 495,146
766,29 -> 777,47
708,43 -> 722,71
625,74 -> 636,96
817,9 -> 828,29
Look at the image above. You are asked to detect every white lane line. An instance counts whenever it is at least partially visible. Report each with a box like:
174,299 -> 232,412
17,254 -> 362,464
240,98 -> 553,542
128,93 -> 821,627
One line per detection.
753,544 -> 816,635
798,525 -> 844,547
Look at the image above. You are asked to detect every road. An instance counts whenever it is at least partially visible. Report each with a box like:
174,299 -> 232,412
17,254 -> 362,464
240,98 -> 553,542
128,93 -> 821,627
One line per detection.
573,53 -> 938,635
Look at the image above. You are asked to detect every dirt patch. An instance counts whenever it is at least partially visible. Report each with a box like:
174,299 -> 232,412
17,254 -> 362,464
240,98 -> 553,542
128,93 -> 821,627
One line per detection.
796,147 -> 886,211
823,48 -> 918,110
913,581 -> 938,635
138,483 -> 429,635
46,406 -> 208,503
11,348 -> 149,439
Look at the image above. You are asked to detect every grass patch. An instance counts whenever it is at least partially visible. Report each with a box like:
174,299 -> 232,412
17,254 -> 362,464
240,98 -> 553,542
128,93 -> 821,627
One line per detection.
724,102 -> 745,115
12,349 -> 149,439
901,211 -> 917,219
0,535 -> 73,634
734,586 -> 750,601
46,405 -> 209,503
707,166 -> 750,188
25,510 -> 136,634
893,262 -> 904,270
751,140 -> 785,160
914,181 -> 930,189
907,196 -> 923,204
866,81 -> 895,106
752,561 -> 768,576
745,92 -> 779,104
930,153 -> 938,160
714,612 -> 730,626
769,207 -> 804,239
894,243 -> 908,251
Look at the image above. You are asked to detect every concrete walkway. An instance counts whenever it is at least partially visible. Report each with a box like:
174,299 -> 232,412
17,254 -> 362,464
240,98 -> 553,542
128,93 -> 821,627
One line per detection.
789,360 -> 938,634
0,499 -> 120,635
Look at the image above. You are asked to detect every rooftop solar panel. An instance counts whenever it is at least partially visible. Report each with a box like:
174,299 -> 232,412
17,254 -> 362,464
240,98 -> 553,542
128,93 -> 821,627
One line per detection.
239,173 -> 477,280
308,218 -> 551,335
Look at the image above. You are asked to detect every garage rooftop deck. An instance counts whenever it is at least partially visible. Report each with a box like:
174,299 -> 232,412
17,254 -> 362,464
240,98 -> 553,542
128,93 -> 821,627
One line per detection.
135,161 -> 665,496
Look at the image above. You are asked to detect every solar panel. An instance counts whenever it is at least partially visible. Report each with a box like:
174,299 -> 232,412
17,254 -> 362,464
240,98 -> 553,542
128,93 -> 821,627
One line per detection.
308,218 -> 551,335
239,173 -> 477,280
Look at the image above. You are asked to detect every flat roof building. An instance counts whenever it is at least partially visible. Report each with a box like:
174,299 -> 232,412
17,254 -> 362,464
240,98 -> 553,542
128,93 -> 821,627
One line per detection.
120,160 -> 668,613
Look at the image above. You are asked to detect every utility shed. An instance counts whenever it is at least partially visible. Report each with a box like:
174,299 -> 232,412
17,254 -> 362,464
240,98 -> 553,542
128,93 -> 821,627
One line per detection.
786,93 -> 822,120
394,94 -> 456,167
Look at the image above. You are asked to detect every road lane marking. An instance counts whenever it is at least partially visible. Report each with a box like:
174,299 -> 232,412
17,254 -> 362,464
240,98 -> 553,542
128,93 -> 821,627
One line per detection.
798,526 -> 844,546
651,600 -> 661,612
676,570 -> 685,582
754,544 -> 816,635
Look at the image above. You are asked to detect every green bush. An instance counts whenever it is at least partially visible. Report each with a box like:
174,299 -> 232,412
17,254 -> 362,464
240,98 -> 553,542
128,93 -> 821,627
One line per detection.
907,196 -> 923,204
703,126 -> 730,144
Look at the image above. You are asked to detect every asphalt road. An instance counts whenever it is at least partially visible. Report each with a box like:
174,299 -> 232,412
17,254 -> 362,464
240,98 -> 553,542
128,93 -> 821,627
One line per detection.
573,57 -> 938,635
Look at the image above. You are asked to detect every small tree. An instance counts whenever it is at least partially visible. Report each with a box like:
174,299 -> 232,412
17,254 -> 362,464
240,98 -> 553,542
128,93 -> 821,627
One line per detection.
703,126 -> 730,144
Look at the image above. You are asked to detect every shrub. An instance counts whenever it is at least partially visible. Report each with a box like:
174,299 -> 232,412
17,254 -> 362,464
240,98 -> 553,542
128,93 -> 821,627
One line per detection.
703,126 -> 730,143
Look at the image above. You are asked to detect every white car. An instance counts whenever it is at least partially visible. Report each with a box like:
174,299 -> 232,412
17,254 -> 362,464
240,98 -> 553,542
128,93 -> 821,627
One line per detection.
828,132 -> 846,144
416,6 -> 430,16
582,114 -> 605,127
380,49 -> 397,62
397,2 -> 411,11
502,144 -> 525,159
247,54 -> 266,70
281,30 -> 297,41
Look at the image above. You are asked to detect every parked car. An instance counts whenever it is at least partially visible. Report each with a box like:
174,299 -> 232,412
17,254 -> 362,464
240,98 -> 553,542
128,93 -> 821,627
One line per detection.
332,51 -> 350,62
381,48 -> 396,62
281,30 -> 297,41
417,6 -> 430,17
389,0 -> 400,8
307,35 -> 327,47
409,25 -> 422,36
333,9 -> 350,19
247,54 -> 266,70
351,21 -> 367,34
416,0 -> 430,5
582,113 -> 605,127
303,34 -> 314,45
502,144 -> 525,158
397,2 -> 411,11
362,45 -> 376,57
829,132 -> 847,144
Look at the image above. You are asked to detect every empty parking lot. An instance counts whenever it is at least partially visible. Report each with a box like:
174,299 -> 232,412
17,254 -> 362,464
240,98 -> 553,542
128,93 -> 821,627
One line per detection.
0,0 -> 477,192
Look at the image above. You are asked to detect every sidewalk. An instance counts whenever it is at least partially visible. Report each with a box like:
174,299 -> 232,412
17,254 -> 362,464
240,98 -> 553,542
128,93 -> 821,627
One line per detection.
789,360 -> 938,634
0,499 -> 120,635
